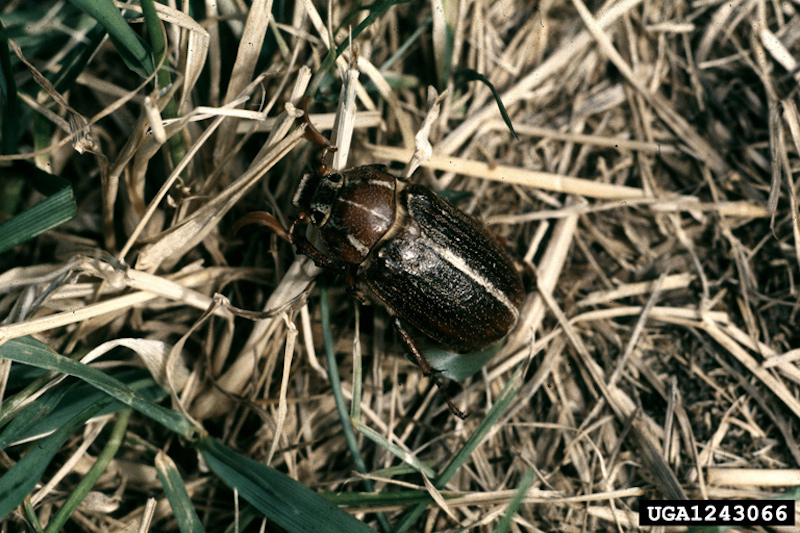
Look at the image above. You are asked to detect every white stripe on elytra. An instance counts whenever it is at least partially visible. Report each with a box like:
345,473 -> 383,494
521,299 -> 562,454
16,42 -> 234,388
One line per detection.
347,234 -> 371,255
425,239 -> 519,319
339,198 -> 393,223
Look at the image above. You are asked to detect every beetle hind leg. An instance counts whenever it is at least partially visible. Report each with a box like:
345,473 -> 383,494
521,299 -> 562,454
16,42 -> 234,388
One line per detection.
393,317 -> 468,419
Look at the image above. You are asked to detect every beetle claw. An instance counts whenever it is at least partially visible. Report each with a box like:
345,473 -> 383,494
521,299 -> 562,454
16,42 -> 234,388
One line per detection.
394,317 -> 469,419
430,372 -> 468,419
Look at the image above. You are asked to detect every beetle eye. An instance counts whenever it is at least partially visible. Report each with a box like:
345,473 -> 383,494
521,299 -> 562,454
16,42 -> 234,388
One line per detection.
325,173 -> 344,186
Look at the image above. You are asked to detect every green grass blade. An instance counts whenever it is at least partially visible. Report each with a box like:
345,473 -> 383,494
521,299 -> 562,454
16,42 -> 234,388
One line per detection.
308,0 -> 414,97
423,342 -> 501,381
67,0 -> 152,77
393,364 -> 525,532
140,0 -> 186,168
320,286 -> 396,533
156,450 -> 206,533
0,20 -> 20,155
50,23 -> 108,93
350,419 -> 437,479
379,14 -> 432,72
0,395 -> 112,520
23,499 -> 44,532
198,437 -> 377,533
335,0 -> 414,59
494,468 -> 534,533
0,383 -> 71,450
319,287 -> 371,478
0,370 -> 53,432
0,337 -> 198,439
0,369 -> 163,449
221,505 -> 261,533
323,490 -> 433,508
0,162 -> 77,254
431,0 -> 455,87
43,408 -> 132,533
454,69 -> 518,139
437,365 -> 523,485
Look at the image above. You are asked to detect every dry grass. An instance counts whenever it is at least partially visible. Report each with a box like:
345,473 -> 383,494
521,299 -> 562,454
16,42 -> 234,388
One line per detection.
2,0 -> 800,531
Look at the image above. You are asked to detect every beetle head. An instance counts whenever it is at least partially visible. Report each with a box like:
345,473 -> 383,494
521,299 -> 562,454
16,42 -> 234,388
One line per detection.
292,170 -> 344,227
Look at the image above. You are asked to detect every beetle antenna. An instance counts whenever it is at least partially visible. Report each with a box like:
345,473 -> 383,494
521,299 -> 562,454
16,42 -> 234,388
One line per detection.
296,96 -> 337,174
233,211 -> 293,243
393,317 -> 468,419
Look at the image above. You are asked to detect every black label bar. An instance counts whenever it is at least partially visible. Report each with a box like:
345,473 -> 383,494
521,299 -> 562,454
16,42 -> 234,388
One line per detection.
639,500 -> 795,526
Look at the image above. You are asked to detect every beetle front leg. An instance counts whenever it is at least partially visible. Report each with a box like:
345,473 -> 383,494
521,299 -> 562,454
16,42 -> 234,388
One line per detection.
393,317 -> 468,419
286,213 -> 343,271
234,211 -> 342,272
516,258 -> 536,293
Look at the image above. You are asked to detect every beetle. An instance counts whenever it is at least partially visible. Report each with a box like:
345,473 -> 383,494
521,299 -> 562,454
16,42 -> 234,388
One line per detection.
236,111 -> 527,418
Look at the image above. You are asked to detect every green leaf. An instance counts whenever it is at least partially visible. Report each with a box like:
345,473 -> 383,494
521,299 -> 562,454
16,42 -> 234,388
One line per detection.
0,369 -> 164,449
320,286 -> 371,475
334,0 -> 415,59
436,189 -> 473,203
6,364 -> 48,390
393,363 -> 526,532
319,286 -> 393,533
431,0 -> 455,87
67,0 -> 153,77
43,409 -> 133,533
0,162 -> 77,253
323,489 -> 433,507
50,22 -> 108,94
494,468 -> 534,533
156,451 -> 205,533
0,20 -> 20,155
308,0 -> 414,97
0,337 -> 198,440
0,394 -> 112,520
198,437 -> 377,533
140,0 -> 186,168
0,383 -> 70,450
454,68 -> 518,139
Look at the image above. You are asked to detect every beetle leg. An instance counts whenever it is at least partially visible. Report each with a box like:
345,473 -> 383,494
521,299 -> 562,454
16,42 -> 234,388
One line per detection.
234,211 -> 343,272
344,265 -> 361,292
343,266 -> 370,303
287,213 -> 344,272
516,259 -> 536,292
393,317 -> 468,419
